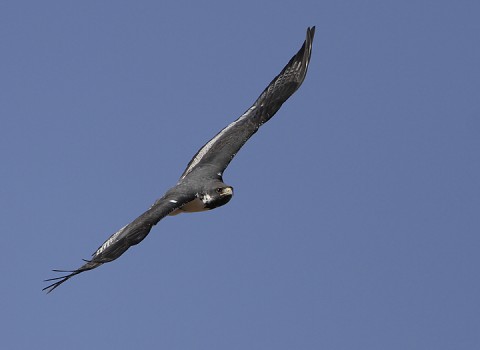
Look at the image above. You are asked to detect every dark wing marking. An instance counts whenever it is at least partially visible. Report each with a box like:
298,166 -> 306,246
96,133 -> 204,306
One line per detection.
180,26 -> 315,179
43,188 -> 195,293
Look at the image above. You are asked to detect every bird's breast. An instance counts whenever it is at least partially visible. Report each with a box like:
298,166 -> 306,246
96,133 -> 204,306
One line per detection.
169,198 -> 209,216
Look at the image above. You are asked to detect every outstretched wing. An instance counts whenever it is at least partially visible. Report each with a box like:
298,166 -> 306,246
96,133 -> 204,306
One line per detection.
180,26 -> 315,179
43,188 -> 195,293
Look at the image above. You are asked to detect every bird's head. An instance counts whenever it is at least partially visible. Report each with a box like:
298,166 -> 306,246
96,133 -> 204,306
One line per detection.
200,184 -> 234,210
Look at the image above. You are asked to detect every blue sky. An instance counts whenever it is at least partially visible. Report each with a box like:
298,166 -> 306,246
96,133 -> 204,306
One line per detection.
1,1 -> 479,349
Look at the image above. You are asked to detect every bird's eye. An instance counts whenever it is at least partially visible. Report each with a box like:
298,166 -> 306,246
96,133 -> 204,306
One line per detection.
216,188 -> 223,193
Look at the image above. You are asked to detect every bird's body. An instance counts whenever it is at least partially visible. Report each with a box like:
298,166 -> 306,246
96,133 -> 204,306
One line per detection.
44,27 -> 315,293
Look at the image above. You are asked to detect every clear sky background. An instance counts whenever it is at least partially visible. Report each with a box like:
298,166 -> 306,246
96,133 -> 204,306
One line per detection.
1,1 -> 479,349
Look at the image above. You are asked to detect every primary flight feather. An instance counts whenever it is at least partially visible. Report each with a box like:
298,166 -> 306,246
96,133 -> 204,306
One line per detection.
44,27 -> 315,293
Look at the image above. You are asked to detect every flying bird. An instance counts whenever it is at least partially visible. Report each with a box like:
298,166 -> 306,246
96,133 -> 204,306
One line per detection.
44,27 -> 315,293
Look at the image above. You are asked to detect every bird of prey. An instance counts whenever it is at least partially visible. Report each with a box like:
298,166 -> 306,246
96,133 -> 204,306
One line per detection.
43,27 -> 315,293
